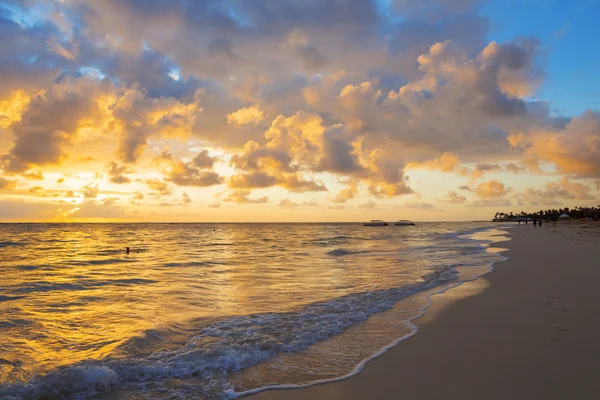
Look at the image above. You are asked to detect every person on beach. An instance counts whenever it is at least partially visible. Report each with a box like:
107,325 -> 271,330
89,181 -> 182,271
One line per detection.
533,220 -> 537,227
539,220 -> 543,227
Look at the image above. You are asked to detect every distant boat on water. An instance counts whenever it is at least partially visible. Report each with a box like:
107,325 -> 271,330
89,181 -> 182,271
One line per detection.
363,220 -> 388,226
394,220 -> 415,226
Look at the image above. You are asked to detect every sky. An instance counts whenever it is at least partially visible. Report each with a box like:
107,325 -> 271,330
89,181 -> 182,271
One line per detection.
0,0 -> 599,222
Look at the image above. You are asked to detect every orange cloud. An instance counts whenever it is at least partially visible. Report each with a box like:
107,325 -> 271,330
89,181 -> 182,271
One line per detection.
518,177 -> 594,206
227,105 -> 264,126
508,111 -> 600,177
0,177 -> 17,191
475,180 -> 509,198
443,191 -> 467,204
407,152 -> 461,172
223,190 -> 270,204
332,179 -> 359,203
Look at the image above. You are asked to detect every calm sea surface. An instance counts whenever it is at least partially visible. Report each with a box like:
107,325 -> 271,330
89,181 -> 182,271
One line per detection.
0,222 -> 509,399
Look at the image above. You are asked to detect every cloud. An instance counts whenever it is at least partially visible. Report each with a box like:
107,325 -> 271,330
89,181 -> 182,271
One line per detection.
145,179 -> 172,196
279,199 -> 298,208
1,79 -> 109,173
223,190 -> 270,204
471,198 -> 512,207
81,183 -> 99,199
67,200 -> 126,219
443,191 -> 467,204
505,163 -> 526,174
22,171 -> 44,180
229,172 -> 279,189
518,177 -> 594,205
102,197 -> 119,206
465,163 -> 503,181
113,88 -> 199,163
156,150 -> 224,187
332,179 -> 359,203
0,177 -> 17,191
303,200 -> 320,207
358,200 -> 378,209
106,161 -> 132,184
281,175 -> 328,193
459,185 -> 472,191
508,110 -> 600,177
475,180 -> 509,198
132,191 -> 144,200
191,150 -> 218,169
402,200 -> 442,211
0,200 -> 62,219
0,0 -> 595,221
407,153 -> 461,172
227,106 -> 265,126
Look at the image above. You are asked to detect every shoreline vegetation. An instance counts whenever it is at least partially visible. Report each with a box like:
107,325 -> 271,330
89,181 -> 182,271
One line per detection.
491,206 -> 600,222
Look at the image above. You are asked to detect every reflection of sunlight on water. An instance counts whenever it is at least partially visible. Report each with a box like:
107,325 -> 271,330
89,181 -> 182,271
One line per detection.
0,223 -> 509,397
231,227 -> 511,394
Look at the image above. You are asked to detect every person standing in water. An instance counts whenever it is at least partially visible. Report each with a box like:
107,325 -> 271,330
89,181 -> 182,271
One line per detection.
126,247 -> 130,255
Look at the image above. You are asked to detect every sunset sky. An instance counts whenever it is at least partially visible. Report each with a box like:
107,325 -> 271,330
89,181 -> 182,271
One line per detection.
0,0 -> 599,222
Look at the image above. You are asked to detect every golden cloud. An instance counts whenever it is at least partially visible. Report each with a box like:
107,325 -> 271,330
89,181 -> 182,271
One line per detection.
475,179 -> 509,198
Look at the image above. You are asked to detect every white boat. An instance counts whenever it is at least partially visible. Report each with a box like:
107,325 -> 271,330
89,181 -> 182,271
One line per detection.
363,220 -> 388,226
394,220 -> 415,226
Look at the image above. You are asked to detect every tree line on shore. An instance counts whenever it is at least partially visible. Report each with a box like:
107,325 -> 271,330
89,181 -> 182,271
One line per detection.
492,206 -> 600,222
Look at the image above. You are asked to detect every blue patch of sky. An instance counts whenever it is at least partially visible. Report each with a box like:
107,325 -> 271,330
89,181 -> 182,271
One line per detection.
0,1 -> 57,27
207,1 -> 255,28
78,67 -> 106,80
481,0 -> 600,117
375,0 -> 404,24
169,68 -> 181,81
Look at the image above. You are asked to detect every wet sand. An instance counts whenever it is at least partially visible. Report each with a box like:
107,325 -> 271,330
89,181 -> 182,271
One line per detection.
247,223 -> 600,399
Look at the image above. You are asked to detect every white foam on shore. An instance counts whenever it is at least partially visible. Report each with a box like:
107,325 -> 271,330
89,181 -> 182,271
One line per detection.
232,227 -> 511,399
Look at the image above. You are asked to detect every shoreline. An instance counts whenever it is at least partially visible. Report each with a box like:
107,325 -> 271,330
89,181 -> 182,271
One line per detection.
236,226 -> 511,398
247,223 -> 600,399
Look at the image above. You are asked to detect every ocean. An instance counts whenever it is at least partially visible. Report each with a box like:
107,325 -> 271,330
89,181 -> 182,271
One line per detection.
0,222 -> 509,399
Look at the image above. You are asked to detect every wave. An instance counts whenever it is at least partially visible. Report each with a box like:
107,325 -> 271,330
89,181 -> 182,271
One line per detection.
0,268 -> 459,399
0,241 -> 23,248
10,278 -> 157,295
0,295 -> 25,303
306,235 -> 354,247
163,261 -> 231,268
326,248 -> 373,257
62,258 -> 135,267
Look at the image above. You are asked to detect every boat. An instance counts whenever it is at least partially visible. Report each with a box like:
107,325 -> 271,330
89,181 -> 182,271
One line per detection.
394,220 -> 415,226
363,220 -> 388,226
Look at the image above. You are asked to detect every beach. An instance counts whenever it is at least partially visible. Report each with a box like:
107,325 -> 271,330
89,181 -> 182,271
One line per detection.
249,222 -> 600,400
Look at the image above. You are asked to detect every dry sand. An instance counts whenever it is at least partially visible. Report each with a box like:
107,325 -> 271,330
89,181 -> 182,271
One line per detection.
247,223 -> 600,399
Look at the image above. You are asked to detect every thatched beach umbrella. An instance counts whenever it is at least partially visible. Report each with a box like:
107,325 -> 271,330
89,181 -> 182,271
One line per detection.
559,213 -> 570,219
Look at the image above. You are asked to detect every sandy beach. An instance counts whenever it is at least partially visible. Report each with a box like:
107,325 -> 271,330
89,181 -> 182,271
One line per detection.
248,223 -> 600,400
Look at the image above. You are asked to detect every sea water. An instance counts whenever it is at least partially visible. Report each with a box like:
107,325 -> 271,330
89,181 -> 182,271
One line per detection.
0,222 -> 509,399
